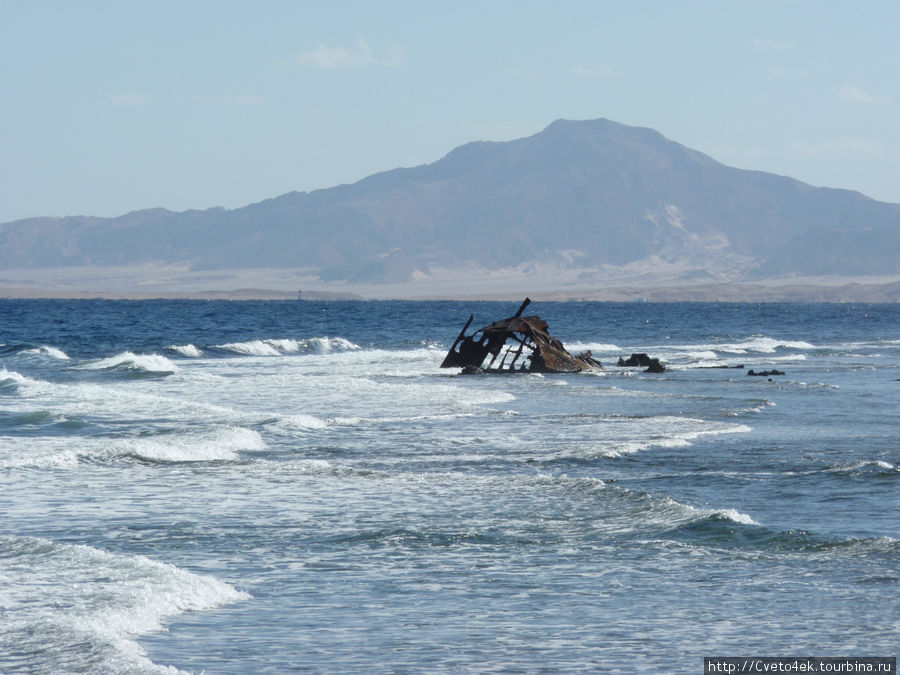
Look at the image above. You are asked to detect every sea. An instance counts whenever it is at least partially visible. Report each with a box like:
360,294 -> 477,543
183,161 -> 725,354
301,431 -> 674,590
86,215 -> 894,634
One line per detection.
1,299 -> 897,673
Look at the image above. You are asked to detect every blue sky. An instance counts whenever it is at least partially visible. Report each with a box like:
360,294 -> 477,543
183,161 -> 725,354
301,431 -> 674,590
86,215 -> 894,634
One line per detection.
2,0 -> 898,223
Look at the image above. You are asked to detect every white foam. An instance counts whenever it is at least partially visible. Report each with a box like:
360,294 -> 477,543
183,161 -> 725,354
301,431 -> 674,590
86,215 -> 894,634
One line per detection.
1,367 -> 35,385
117,426 -> 265,462
1,427 -> 266,468
282,413 -> 329,430
265,338 -> 303,353
673,500 -> 761,527
218,339 -> 283,356
567,342 -> 621,354
655,336 -> 815,361
167,344 -> 203,357
716,508 -> 760,525
728,336 -> 815,354
593,417 -> 752,458
303,336 -> 361,353
729,399 -> 776,416
22,345 -> 70,360
0,535 -> 250,673
828,459 -> 897,474
460,389 -> 517,406
216,337 -> 362,356
687,350 -> 719,361
0,437 -> 81,469
82,352 -> 179,374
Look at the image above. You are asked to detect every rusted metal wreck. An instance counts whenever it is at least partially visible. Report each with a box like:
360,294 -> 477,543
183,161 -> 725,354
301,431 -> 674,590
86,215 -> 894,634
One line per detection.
441,298 -> 602,374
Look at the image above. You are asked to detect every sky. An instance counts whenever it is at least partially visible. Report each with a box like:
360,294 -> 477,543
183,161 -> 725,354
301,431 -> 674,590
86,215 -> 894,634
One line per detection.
2,0 -> 899,224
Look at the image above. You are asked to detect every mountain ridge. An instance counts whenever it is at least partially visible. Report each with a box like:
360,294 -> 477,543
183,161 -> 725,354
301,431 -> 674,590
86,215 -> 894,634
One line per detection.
2,117 -> 899,296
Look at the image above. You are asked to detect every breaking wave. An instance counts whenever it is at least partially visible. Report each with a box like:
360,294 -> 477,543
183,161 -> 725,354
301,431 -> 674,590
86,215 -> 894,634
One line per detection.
80,352 -> 179,376
215,337 -> 361,356
115,426 -> 265,463
22,345 -> 70,360
718,336 -> 815,354
2,427 -> 266,469
166,344 -> 203,357
0,534 -> 250,673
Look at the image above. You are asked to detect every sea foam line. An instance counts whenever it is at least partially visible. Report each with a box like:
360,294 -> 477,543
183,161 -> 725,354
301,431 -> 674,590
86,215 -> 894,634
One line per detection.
587,417 -> 752,459
1,427 -> 266,469
215,337 -> 361,356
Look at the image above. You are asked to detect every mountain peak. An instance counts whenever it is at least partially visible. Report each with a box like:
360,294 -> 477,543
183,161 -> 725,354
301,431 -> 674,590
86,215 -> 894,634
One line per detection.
2,118 -> 899,290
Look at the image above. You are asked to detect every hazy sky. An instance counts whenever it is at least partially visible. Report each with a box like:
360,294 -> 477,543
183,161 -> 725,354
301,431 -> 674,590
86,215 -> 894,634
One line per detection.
2,0 -> 899,223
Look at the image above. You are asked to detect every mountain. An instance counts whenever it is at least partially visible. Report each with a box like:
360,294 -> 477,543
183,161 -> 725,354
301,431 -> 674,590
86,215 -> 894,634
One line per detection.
2,118 -> 899,295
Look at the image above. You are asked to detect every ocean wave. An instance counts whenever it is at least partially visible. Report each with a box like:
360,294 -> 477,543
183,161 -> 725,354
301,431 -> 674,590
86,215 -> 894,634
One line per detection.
116,426 -> 265,463
21,345 -> 70,360
655,336 -> 815,364
725,336 -> 816,354
214,337 -> 361,356
281,413 -> 329,430
660,516 -> 900,555
80,352 -> 179,375
824,459 -> 898,476
686,350 -> 720,361
0,534 -> 250,674
1,426 -> 266,469
656,497 -> 760,527
166,344 -> 203,357
325,411 -> 476,428
0,437 -> 81,469
0,409 -> 87,430
555,416 -> 752,459
0,367 -> 35,391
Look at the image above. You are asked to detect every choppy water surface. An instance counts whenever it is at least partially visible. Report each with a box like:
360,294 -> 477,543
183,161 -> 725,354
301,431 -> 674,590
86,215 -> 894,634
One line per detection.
1,300 -> 897,672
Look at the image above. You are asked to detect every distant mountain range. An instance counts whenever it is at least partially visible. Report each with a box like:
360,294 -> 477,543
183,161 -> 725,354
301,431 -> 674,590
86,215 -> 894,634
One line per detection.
2,118 -> 899,298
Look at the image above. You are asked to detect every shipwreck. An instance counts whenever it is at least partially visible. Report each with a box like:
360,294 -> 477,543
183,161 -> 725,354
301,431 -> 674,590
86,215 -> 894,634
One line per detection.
440,298 -> 603,374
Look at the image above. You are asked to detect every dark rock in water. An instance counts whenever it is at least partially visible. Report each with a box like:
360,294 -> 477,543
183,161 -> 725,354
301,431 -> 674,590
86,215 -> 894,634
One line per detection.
618,353 -> 653,367
747,369 -> 785,376
644,358 -> 666,373
701,364 -> 745,369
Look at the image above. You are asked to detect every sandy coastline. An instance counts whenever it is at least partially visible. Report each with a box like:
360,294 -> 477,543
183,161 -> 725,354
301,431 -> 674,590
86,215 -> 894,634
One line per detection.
3,280 -> 898,302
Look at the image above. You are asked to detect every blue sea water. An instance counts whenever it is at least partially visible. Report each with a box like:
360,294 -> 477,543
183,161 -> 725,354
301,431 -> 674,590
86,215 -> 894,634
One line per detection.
0,299 -> 897,673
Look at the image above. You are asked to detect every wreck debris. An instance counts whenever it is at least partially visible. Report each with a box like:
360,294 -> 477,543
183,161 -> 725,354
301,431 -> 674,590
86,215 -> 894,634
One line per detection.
441,298 -> 603,374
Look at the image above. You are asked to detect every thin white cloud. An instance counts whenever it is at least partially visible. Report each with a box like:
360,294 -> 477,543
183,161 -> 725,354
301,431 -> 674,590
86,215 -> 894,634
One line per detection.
572,63 -> 615,77
839,85 -> 890,104
296,39 -> 403,69
103,91 -> 150,106
753,38 -> 792,51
